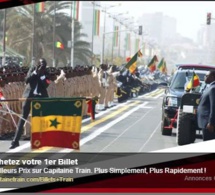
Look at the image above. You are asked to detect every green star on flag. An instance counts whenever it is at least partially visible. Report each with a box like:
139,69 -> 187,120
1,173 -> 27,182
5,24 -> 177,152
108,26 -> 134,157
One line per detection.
50,118 -> 61,128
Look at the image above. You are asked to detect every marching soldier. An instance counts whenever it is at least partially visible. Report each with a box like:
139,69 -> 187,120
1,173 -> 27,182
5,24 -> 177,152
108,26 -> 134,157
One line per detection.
97,64 -> 109,110
106,65 -> 117,107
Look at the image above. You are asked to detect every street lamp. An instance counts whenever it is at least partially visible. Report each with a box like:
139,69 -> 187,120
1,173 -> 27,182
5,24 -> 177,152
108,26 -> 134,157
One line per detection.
117,16 -> 133,57
123,21 -> 135,57
91,2 -> 121,64
100,4 -> 121,64
111,12 -> 128,63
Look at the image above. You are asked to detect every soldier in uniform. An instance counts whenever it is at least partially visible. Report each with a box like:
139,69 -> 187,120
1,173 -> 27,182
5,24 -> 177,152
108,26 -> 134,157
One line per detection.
106,65 -> 117,107
97,64 -> 109,110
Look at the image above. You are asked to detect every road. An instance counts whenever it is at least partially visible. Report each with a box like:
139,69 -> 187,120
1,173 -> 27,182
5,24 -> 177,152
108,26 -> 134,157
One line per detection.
0,88 -> 203,154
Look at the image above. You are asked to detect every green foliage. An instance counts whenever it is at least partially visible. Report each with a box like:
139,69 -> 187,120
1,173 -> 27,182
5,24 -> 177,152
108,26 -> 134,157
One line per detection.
5,2 -> 92,67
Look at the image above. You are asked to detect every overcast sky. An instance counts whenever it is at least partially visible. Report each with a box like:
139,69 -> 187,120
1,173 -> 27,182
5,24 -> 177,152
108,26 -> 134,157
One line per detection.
101,1 -> 215,41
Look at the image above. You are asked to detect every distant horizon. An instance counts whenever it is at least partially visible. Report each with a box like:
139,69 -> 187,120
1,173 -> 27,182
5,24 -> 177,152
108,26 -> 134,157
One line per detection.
100,1 -> 215,42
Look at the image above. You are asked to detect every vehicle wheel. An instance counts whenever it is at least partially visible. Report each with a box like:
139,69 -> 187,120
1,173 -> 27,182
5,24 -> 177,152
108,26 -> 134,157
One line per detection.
189,121 -> 197,143
177,110 -> 193,145
161,115 -> 172,136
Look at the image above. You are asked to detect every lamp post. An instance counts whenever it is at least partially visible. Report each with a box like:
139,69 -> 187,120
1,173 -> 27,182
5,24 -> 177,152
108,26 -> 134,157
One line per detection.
123,21 -> 134,59
31,4 -> 36,67
117,16 -> 132,57
2,9 -> 6,67
91,1 -> 95,64
111,12 -> 126,63
70,1 -> 75,68
100,3 -> 121,64
52,1 -> 56,67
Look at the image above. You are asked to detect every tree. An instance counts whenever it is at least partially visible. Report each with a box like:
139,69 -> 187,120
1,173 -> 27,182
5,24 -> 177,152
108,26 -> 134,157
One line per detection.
5,1 -> 92,67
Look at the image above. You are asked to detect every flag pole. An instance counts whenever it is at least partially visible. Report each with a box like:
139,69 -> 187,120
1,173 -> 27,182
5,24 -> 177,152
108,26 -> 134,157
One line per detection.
70,1 -> 74,68
53,1 -> 56,67
2,9 -> 6,67
31,3 -> 36,67
91,1 -> 95,65
111,21 -> 115,64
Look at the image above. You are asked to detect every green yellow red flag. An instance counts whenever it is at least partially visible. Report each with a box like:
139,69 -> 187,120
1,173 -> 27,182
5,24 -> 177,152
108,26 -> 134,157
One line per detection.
31,98 -> 84,150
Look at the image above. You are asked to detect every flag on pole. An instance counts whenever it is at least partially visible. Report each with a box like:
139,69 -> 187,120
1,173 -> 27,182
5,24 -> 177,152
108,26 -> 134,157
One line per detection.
125,50 -> 143,74
163,60 -> 167,74
147,55 -> 158,72
55,41 -> 64,49
157,58 -> 165,73
185,72 -> 200,91
93,9 -> 100,36
35,2 -> 45,13
73,1 -> 80,21
113,26 -> 119,47
31,98 -> 84,150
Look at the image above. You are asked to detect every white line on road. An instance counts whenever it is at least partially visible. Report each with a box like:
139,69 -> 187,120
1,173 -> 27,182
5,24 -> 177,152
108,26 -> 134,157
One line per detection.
98,103 -> 154,152
79,101 -> 149,150
138,122 -> 161,152
7,89 -> 162,153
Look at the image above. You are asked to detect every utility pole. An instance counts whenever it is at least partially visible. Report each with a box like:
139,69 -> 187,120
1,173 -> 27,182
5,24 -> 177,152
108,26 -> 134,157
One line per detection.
2,9 -> 6,67
111,20 -> 116,64
91,1 -> 95,65
101,6 -> 106,64
53,1 -> 56,67
32,4 -> 36,67
70,1 -> 74,68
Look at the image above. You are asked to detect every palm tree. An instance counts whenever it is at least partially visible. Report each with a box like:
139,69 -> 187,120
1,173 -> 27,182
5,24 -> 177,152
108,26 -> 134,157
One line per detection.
5,1 -> 92,67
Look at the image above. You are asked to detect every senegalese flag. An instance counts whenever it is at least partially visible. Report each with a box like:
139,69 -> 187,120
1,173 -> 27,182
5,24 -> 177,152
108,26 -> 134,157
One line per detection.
157,58 -> 165,73
31,98 -> 84,150
35,2 -> 45,13
163,60 -> 167,74
55,41 -> 64,49
125,50 -> 143,74
73,1 -> 80,21
113,26 -> 119,47
93,9 -> 100,36
147,55 -> 158,72
186,72 -> 200,91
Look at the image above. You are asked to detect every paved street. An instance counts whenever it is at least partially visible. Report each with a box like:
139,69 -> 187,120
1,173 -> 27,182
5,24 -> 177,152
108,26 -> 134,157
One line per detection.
0,88 -> 202,154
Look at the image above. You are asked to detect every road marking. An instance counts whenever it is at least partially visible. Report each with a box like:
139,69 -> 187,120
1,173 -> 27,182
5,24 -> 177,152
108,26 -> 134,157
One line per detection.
140,106 -> 152,109
80,101 -> 149,151
143,89 -> 164,97
81,101 -> 141,132
138,122 -> 161,152
7,101 -> 141,153
81,99 -> 137,124
44,102 -> 148,154
151,91 -> 165,99
6,89 -> 162,153
98,102 -> 151,152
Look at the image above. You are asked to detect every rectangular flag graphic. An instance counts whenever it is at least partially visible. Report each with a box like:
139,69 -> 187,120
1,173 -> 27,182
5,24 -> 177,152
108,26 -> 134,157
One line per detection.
73,1 -> 80,21
55,41 -> 64,49
35,2 -> 45,13
31,98 -> 84,150
125,50 -> 143,74
93,9 -> 100,36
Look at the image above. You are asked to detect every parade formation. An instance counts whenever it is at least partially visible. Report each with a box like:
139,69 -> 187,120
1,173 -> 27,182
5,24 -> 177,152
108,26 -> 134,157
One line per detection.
0,57 -> 169,141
